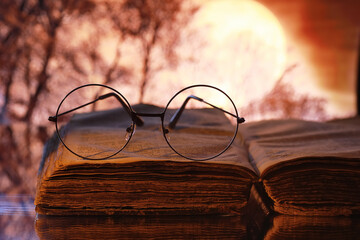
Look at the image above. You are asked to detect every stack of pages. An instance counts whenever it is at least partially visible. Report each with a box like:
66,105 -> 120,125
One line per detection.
239,118 -> 360,216
35,105 -> 360,216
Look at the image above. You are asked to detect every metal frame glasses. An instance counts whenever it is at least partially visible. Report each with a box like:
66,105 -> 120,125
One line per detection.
49,84 -> 245,161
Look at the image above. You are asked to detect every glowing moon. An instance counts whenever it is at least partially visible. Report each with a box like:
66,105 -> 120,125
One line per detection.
195,0 -> 285,45
182,0 -> 287,105
145,0 -> 287,109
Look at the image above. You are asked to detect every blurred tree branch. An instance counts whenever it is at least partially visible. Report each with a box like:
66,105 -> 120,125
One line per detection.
0,0 -> 198,194
0,0 -> 98,194
242,64 -> 328,121
103,0 -> 199,102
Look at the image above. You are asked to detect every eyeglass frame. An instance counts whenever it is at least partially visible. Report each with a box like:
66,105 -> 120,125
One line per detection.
49,83 -> 245,161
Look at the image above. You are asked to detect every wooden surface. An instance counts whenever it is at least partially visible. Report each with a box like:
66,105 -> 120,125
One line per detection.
1,194 -> 359,239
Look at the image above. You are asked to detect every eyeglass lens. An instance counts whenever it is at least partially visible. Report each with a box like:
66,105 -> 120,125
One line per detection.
163,85 -> 238,160
56,85 -> 133,160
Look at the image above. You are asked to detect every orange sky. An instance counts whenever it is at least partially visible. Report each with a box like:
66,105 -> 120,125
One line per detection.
89,0 -> 359,119
170,0 -> 359,118
257,0 -> 359,116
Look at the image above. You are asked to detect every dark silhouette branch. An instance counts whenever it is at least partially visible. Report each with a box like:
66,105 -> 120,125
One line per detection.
139,21 -> 160,103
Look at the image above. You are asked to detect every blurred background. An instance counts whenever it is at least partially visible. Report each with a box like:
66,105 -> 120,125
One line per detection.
0,0 -> 359,195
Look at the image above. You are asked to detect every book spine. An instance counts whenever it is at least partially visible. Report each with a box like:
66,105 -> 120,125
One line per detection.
246,182 -> 273,217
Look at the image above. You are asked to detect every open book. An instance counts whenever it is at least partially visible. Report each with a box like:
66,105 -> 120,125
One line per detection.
35,104 -> 360,216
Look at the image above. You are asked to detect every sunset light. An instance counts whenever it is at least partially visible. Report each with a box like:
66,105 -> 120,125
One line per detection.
192,0 -> 287,100
147,0 -> 287,112
1,0 -> 360,238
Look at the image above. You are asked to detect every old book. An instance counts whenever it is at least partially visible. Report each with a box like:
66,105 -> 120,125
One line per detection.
35,104 -> 257,215
35,104 -> 360,216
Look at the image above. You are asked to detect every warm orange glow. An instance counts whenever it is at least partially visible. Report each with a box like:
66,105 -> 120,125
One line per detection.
148,0 -> 287,111
194,0 -> 286,88
195,0 -> 286,48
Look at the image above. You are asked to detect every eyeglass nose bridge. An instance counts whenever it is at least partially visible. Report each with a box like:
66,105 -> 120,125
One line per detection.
131,111 -> 170,136
133,112 -> 164,118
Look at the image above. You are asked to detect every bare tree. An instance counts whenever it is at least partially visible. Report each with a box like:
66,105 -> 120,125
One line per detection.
102,0 -> 199,102
0,0 -> 98,194
0,0 -> 198,194
242,64 -> 328,121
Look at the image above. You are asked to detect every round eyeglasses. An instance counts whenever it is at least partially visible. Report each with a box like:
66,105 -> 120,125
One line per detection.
49,84 -> 245,161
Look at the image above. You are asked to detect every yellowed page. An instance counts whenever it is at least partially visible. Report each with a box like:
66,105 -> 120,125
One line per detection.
238,118 -> 360,178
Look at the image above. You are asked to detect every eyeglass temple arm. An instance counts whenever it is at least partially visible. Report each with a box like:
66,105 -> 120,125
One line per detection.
168,95 -> 245,129
48,93 -> 144,126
